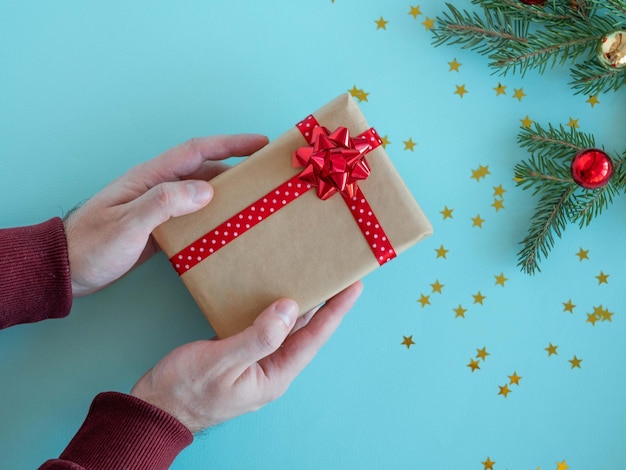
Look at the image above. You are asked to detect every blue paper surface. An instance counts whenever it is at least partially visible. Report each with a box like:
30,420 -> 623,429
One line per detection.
2,1 -> 625,468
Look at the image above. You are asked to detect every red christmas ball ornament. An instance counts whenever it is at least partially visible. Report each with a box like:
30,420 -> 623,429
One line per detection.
520,0 -> 547,5
570,148 -> 613,189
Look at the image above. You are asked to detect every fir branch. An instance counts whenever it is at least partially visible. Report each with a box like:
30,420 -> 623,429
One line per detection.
517,186 -> 575,274
594,0 -> 626,23
476,0 -> 591,22
517,123 -> 594,160
432,3 -> 528,55
569,59 -> 626,95
569,181 -> 619,227
514,155 -> 572,195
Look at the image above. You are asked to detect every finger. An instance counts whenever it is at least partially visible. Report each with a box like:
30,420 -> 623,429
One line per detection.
259,281 -> 363,381
220,298 -> 299,375
181,161 -> 233,182
123,180 -> 214,233
128,134 -> 269,188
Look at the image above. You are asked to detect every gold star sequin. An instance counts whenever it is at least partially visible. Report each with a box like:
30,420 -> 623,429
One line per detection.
587,95 -> 600,107
493,82 -> 507,95
556,460 -> 570,470
569,355 -> 582,369
471,214 -> 485,228
473,291 -> 486,305
586,312 -> 599,326
545,343 -> 558,356
520,115 -> 534,128
491,198 -> 505,212
596,271 -> 609,284
401,335 -> 415,349
422,17 -> 435,30
448,58 -> 461,72
408,5 -> 422,18
417,294 -> 431,308
562,299 -> 576,313
348,86 -> 369,102
494,273 -> 508,287
599,305 -> 614,322
566,117 -> 580,129
482,457 -> 495,470
380,135 -> 391,148
576,247 -> 589,261
471,165 -> 491,181
375,16 -> 389,30
476,346 -> 489,361
498,384 -> 511,398
435,245 -> 449,259
454,305 -> 467,318
508,371 -> 522,386
403,138 -> 416,151
440,206 -> 454,219
454,84 -> 468,98
430,280 -> 444,294
493,184 -> 506,197
513,87 -> 526,101
468,358 -> 480,372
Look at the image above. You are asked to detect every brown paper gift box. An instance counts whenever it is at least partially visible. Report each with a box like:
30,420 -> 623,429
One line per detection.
153,94 -> 433,338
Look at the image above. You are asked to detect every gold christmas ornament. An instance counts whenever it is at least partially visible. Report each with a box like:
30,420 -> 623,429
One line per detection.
597,31 -> 626,68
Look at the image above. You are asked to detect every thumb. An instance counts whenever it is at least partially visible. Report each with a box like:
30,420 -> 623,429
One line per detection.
223,299 -> 299,373
127,180 -> 213,232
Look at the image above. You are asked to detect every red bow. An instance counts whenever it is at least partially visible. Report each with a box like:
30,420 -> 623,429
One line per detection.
292,126 -> 372,200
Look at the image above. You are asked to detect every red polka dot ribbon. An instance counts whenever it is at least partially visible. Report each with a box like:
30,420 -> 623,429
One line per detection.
170,115 -> 396,275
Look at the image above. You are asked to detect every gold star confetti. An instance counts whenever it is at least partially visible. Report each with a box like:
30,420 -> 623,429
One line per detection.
509,371 -> 522,386
401,335 -> 415,349
556,460 -> 570,470
468,358 -> 481,372
471,165 -> 491,181
482,457 -> 496,470
566,117 -> 580,129
569,355 -> 582,369
380,135 -> 391,148
430,280 -> 444,294
403,137 -> 416,151
586,312 -> 599,326
576,247 -> 589,261
545,343 -> 558,356
435,245 -> 449,259
599,306 -> 614,322
494,273 -> 508,287
422,16 -> 435,30
454,305 -> 467,318
448,58 -> 461,72
440,206 -> 454,219
375,16 -> 389,30
348,86 -> 369,102
520,115 -> 534,128
454,84 -> 468,98
471,214 -> 485,228
596,271 -> 609,284
473,291 -> 486,305
587,95 -> 600,107
417,293 -> 431,308
491,198 -> 505,212
476,346 -> 489,361
493,184 -> 506,197
498,384 -> 511,398
513,87 -> 526,101
493,82 -> 507,95
408,5 -> 422,18
563,299 -> 576,313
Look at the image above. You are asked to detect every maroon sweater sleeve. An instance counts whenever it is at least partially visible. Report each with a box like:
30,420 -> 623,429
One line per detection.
39,392 -> 193,470
0,217 -> 72,328
0,218 -> 193,468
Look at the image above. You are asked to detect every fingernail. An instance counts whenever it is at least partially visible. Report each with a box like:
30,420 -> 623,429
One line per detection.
275,299 -> 298,328
188,182 -> 213,204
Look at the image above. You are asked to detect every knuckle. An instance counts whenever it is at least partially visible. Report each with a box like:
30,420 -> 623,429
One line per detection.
154,184 -> 172,210
254,326 -> 283,354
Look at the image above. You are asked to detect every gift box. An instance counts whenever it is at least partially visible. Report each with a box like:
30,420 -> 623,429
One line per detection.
153,94 -> 433,338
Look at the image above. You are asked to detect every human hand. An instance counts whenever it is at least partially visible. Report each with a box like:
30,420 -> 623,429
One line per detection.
63,135 -> 269,297
130,281 -> 363,433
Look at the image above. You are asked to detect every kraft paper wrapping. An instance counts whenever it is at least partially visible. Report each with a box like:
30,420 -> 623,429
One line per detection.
153,94 -> 433,338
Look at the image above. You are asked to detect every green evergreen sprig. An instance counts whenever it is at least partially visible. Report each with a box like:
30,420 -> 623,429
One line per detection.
514,124 -> 625,274
432,0 -> 626,94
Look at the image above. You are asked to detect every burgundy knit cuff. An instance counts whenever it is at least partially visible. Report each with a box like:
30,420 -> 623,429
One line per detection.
0,217 -> 72,329
47,392 -> 193,470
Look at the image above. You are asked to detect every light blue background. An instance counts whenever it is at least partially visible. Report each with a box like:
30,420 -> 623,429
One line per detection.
2,1 -> 626,469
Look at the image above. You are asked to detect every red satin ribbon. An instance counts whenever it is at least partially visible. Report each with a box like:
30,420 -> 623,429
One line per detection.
170,115 -> 396,276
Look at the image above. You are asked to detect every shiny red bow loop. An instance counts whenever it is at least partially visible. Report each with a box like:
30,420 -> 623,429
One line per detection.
292,126 -> 372,200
